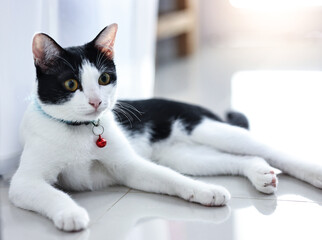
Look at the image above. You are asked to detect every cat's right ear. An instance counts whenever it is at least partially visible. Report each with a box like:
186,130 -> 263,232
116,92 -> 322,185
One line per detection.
93,24 -> 118,59
32,33 -> 63,69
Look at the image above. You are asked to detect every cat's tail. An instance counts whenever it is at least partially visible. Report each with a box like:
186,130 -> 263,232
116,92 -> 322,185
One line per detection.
225,111 -> 249,130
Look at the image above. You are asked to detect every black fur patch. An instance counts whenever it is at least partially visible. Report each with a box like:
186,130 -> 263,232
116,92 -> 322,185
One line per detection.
36,42 -> 116,104
114,99 -> 223,142
226,111 -> 249,129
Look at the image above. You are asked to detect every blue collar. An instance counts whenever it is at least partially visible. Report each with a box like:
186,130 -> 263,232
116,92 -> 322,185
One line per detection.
33,99 -> 96,126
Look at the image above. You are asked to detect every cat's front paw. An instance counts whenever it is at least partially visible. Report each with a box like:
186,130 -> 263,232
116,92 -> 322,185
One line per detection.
53,207 -> 89,232
184,184 -> 230,206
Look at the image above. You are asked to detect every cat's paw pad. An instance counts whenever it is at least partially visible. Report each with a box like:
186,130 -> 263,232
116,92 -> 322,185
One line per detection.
186,184 -> 231,206
252,169 -> 278,194
249,168 -> 278,194
53,207 -> 89,232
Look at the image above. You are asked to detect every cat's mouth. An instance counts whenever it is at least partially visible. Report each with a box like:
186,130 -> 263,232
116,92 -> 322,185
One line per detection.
85,108 -> 106,118
86,110 -> 101,116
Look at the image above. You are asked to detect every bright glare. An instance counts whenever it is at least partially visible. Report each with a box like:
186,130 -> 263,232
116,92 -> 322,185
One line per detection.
232,71 -> 322,163
230,0 -> 322,10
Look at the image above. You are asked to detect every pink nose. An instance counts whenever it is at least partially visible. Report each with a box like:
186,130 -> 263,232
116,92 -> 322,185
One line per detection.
89,99 -> 102,109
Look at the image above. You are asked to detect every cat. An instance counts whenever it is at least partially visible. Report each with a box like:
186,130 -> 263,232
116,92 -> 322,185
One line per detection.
9,23 -> 322,232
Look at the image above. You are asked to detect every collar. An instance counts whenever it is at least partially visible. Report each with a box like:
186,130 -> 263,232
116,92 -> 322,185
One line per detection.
33,99 -> 97,126
33,98 -> 107,148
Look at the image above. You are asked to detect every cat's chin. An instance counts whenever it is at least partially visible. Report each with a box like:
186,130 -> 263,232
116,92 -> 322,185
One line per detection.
81,108 -> 107,121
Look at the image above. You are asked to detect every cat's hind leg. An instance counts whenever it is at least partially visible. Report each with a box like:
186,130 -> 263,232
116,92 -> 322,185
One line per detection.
153,143 -> 277,194
190,118 -> 322,189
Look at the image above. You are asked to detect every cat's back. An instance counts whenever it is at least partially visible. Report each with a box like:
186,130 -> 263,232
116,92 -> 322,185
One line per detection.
114,98 -> 222,143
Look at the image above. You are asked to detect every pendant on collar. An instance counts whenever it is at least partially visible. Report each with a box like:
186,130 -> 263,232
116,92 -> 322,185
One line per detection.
92,119 -> 107,148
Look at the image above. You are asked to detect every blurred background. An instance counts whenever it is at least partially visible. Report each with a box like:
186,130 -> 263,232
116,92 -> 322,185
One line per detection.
1,0 -> 322,176
154,0 -> 322,164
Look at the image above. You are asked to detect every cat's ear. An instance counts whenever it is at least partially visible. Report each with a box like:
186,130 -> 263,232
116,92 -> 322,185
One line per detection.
93,23 -> 118,59
32,33 -> 63,69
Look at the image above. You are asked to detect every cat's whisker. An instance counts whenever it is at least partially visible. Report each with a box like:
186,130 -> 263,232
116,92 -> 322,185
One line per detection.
116,102 -> 143,120
117,102 -> 143,115
113,107 -> 133,128
112,110 -> 122,122
118,107 -> 134,122
117,104 -> 141,122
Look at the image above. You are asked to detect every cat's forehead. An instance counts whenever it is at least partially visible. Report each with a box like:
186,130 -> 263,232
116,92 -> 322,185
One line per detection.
63,45 -> 114,72
80,60 -> 100,85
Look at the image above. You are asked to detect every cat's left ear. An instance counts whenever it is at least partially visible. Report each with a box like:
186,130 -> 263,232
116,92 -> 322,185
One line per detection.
93,23 -> 118,59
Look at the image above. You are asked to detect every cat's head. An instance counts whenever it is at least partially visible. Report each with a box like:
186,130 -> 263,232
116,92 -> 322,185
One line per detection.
32,24 -> 118,123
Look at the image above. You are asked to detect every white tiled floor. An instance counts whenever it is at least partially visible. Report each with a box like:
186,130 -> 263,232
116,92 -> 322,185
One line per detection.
2,41 -> 322,239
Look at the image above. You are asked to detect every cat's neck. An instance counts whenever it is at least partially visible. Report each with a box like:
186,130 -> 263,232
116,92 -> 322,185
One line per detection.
33,98 -> 98,126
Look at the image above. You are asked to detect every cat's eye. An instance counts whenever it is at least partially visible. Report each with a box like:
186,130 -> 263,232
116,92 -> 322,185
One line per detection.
98,73 -> 111,85
64,79 -> 78,92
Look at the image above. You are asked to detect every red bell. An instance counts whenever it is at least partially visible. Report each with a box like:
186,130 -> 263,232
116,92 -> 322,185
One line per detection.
96,135 -> 107,148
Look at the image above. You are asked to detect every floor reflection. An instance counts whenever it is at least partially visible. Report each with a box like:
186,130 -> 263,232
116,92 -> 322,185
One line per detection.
126,197 -> 322,240
126,218 -> 234,240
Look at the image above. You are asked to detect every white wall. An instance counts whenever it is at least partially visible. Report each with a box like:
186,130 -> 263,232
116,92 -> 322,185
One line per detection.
0,0 -> 158,176
0,0 -> 56,175
199,0 -> 322,44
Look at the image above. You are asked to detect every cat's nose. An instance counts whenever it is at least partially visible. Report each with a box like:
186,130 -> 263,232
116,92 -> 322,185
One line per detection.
89,98 -> 102,110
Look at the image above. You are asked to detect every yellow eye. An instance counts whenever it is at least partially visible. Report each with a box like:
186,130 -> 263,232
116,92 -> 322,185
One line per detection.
98,73 -> 111,85
64,79 -> 78,92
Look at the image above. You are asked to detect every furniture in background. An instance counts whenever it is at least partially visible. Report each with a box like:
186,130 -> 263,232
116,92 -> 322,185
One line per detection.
157,0 -> 198,57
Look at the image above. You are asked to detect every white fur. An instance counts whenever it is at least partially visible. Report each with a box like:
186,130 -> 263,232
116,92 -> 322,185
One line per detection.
10,60 -> 322,232
190,119 -> 322,188
10,62 -> 230,232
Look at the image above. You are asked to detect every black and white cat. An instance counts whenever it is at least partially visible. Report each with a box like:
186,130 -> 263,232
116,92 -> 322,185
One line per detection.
9,24 -> 322,232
